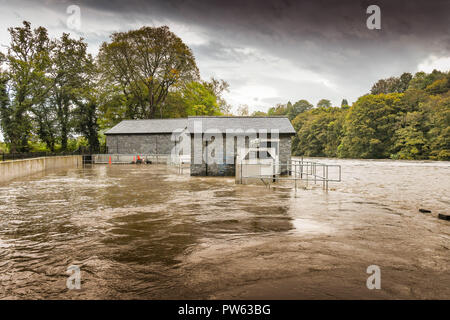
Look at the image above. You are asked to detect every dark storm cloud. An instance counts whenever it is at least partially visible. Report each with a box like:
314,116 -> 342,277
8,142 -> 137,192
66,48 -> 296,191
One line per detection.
70,0 -> 449,39
1,0 -> 449,111
68,0 -> 450,76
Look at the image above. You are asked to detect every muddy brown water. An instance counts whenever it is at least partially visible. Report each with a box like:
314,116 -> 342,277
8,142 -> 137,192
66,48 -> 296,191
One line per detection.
0,158 -> 449,299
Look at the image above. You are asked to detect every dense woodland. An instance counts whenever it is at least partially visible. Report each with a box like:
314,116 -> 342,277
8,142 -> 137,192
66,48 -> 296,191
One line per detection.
254,70 -> 450,160
0,22 -> 228,153
0,22 -> 449,160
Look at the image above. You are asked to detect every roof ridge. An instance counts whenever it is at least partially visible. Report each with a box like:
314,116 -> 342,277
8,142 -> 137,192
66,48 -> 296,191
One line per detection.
123,118 -> 187,121
187,116 -> 289,118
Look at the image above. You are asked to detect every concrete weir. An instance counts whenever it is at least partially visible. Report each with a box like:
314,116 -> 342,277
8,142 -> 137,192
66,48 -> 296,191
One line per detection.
0,155 -> 82,183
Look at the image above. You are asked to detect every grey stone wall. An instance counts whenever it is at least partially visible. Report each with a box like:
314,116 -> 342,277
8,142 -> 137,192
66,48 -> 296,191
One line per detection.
190,133 -> 238,176
106,134 -> 178,154
279,135 -> 292,174
190,133 -> 293,176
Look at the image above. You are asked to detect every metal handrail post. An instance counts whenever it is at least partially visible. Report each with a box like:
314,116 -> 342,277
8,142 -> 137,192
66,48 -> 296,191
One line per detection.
314,163 -> 316,184
300,160 -> 303,179
323,165 -> 325,190
240,159 -> 243,184
306,162 -> 308,187
294,162 -> 297,191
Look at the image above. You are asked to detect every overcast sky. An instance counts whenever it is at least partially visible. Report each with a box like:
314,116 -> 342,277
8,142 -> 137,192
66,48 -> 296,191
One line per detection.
0,0 -> 449,114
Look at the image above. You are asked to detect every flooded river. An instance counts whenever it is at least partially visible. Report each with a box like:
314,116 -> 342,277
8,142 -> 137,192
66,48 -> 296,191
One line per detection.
0,159 -> 449,299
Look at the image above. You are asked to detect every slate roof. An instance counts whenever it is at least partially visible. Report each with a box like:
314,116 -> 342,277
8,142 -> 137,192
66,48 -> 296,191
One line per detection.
105,116 -> 295,135
105,119 -> 188,134
187,116 -> 295,134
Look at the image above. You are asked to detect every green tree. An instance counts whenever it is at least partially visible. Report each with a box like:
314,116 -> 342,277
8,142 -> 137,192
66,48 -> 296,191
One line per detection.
399,72 -> 413,92
370,72 -> 412,94
98,25 -> 199,119
0,60 -> 11,150
317,99 -> 331,108
393,111 -> 429,159
182,81 -> 221,116
36,33 -> 94,151
338,93 -> 404,158
425,75 -> 450,95
202,77 -> 230,114
287,99 -> 313,120
159,90 -> 188,118
73,97 -> 100,152
251,111 -> 267,116
32,99 -> 58,151
267,103 -> 288,116
0,21 -> 52,152
408,70 -> 446,90
423,94 -> 450,160
97,82 -> 128,130
292,106 -> 345,157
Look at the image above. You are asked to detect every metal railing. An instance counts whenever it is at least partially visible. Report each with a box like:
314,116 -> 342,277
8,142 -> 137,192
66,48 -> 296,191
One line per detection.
290,159 -> 341,190
239,158 -> 341,191
92,154 -> 170,164
168,155 -> 191,174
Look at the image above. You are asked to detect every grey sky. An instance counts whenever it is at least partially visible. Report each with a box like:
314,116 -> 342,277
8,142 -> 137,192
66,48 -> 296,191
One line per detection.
0,0 -> 449,114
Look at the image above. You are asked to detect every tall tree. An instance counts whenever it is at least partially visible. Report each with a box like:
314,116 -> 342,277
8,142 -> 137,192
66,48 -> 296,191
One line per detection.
267,103 -> 288,116
338,93 -> 404,158
0,56 -> 11,145
409,70 -> 446,90
182,81 -> 221,116
32,99 -> 58,151
71,57 -> 100,153
0,21 -> 52,152
292,106 -> 346,157
371,72 -> 412,94
44,33 -> 94,151
317,99 -> 331,108
288,99 -> 313,120
98,25 -> 199,119
202,77 -> 231,114
73,96 -> 100,152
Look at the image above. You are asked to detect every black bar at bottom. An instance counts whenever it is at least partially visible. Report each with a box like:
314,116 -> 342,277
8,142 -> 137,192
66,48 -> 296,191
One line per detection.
0,300 -> 446,318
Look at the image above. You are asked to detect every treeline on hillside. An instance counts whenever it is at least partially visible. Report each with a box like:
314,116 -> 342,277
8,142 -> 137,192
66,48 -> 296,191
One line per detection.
0,21 -> 229,153
252,71 -> 450,160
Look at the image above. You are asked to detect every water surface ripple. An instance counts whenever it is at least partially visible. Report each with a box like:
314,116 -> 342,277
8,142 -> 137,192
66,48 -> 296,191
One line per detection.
0,159 -> 448,299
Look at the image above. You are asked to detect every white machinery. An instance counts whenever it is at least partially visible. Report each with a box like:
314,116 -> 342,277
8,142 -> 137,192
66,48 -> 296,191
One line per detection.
236,138 -> 280,178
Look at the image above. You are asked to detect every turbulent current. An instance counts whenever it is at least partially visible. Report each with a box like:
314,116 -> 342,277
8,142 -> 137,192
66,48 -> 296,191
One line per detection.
0,159 -> 449,299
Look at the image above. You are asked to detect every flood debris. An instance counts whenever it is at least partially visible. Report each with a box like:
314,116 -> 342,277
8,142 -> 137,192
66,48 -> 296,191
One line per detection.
419,208 -> 432,213
438,213 -> 450,221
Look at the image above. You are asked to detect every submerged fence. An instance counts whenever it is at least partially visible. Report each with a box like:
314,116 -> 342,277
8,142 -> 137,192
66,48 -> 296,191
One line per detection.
91,154 -> 170,164
238,158 -> 341,191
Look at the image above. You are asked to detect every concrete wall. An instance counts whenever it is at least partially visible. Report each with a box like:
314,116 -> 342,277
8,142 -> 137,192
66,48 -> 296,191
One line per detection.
106,132 -> 190,155
0,155 -> 81,183
190,134 -> 293,176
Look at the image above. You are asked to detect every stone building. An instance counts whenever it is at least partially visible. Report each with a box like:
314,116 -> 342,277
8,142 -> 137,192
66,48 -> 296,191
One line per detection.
187,116 -> 295,176
105,118 -> 188,155
105,116 -> 295,176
